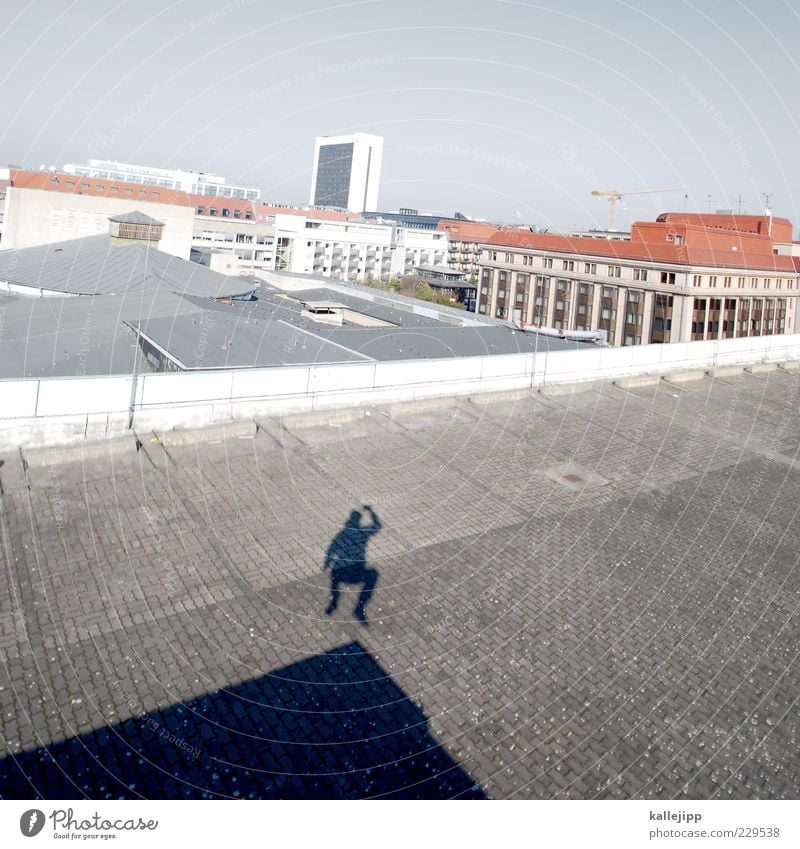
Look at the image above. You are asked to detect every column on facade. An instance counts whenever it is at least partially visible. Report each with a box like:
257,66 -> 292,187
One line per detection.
641,290 -> 655,345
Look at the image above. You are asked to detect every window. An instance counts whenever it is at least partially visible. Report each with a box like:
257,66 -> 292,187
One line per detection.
765,279 -> 771,289
602,286 -> 616,299
738,277 -> 745,288
152,191 -> 159,198
543,257 -> 553,268
562,259 -> 575,271
65,180 -> 75,187
209,208 -> 218,216
693,275 -> 702,287
633,269 -> 648,281
123,187 -> 132,194
557,279 -> 569,292
522,255 -> 534,266
584,262 -> 597,274
516,291 -> 524,303
109,186 -> 118,192
504,252 -> 514,263
709,275 -> 718,287
489,251 -> 498,261
579,283 -> 592,296
724,276 -> 732,288
79,182 -> 89,189
196,206 -> 205,215
94,185 -> 103,191
607,265 -> 621,278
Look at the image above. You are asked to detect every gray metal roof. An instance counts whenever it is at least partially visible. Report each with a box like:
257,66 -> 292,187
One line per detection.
131,286 -> 578,370
0,288 -> 201,378
108,211 -> 163,225
0,234 -> 254,298
0,275 -> 579,378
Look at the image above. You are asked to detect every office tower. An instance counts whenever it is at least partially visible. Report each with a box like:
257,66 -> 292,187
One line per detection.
309,133 -> 383,213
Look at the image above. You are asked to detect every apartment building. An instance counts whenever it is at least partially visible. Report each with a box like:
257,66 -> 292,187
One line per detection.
477,213 -> 800,345
269,213 -> 448,283
437,220 -> 500,278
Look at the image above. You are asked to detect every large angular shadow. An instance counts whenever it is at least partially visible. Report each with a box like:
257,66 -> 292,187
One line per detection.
0,642 -> 485,799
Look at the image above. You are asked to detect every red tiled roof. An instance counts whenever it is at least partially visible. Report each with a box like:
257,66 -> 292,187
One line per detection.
10,170 -> 192,206
657,212 -> 793,241
437,220 -> 500,241
485,228 -> 798,273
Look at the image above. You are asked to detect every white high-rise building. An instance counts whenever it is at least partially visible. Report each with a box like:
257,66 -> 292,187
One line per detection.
309,133 -> 383,213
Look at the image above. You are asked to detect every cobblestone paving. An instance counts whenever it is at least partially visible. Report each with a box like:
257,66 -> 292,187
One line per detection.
0,370 -> 798,798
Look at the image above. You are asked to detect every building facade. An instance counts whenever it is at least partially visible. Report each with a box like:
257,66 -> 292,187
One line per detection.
309,133 -> 383,213
63,159 -> 261,201
437,220 -> 501,279
1,171 -> 195,259
477,213 -> 800,345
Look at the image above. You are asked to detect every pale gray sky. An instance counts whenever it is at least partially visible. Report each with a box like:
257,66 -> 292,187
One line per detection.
1,0 -> 798,231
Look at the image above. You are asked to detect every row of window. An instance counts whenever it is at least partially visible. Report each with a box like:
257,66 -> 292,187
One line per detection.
50,177 -> 163,199
196,205 -> 253,220
692,274 -> 795,289
483,252 -> 800,292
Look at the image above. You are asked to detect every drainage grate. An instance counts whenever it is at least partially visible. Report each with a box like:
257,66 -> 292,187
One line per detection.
542,463 -> 610,492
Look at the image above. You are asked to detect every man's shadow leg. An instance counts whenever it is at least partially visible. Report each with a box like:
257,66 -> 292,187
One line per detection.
325,574 -> 341,616
354,567 -> 378,625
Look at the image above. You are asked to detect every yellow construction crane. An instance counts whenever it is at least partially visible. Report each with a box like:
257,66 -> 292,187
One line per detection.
591,187 -> 685,230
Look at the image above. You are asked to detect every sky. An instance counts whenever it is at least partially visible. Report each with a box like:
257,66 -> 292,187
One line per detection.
1,0 -> 798,231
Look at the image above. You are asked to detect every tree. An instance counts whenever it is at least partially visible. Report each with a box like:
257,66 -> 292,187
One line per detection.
415,282 -> 437,302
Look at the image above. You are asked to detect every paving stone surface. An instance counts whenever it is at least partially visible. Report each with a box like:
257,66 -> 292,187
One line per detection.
0,372 -> 797,799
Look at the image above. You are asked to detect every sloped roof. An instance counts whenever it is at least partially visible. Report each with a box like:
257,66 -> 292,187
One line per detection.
0,234 -> 254,298
485,228 -> 799,273
10,170 -> 192,206
108,210 -> 164,225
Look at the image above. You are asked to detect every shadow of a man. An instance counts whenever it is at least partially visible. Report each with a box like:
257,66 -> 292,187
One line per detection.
324,505 -> 381,626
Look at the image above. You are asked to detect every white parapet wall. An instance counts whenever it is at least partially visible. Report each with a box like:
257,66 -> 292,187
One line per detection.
0,334 -> 799,451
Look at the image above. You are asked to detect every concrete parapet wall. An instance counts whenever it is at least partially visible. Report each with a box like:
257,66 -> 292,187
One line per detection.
1,334 -> 798,450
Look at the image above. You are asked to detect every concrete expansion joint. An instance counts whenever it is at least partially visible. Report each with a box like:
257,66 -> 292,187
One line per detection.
743,362 -> 778,374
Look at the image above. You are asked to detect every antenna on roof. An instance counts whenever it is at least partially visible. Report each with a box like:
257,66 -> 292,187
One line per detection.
734,194 -> 745,214
705,194 -> 714,213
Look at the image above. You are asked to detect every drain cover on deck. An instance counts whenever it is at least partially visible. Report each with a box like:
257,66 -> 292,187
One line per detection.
542,463 -> 610,492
